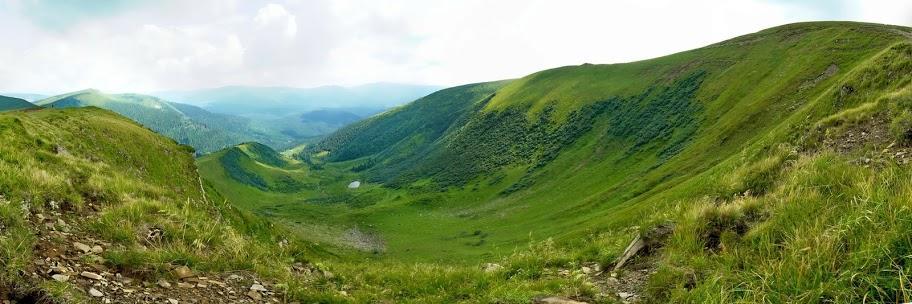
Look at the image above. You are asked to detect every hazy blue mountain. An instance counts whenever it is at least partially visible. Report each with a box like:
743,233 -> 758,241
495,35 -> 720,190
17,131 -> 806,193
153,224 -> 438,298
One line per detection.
35,89 -> 300,154
1,93 -> 48,102
154,83 -> 442,118
33,89 -> 379,154
0,95 -> 38,111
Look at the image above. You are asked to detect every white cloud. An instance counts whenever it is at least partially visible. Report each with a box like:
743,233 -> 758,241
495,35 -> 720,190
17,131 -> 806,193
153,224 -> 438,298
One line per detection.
850,0 -> 912,26
0,0 -> 907,94
255,3 -> 298,38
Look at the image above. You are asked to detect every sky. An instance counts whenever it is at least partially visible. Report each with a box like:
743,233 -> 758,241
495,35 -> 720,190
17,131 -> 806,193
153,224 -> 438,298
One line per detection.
0,0 -> 909,94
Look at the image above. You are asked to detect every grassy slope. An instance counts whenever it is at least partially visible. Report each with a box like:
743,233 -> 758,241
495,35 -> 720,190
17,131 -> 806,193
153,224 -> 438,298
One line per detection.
201,23 -> 912,302
199,21 -> 912,302
287,22 -> 909,258
4,107 -> 569,303
0,107 -> 319,301
36,90 -> 298,154
0,95 -> 37,111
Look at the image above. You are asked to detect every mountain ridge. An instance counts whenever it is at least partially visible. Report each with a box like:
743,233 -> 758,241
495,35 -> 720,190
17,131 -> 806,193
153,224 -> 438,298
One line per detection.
0,95 -> 37,112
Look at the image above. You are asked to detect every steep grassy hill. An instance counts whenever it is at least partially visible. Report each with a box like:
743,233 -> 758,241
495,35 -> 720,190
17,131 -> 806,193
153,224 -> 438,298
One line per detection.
198,21 -> 912,302
36,90 -> 304,154
0,95 -> 37,112
0,107 -> 316,302
312,22 -> 910,192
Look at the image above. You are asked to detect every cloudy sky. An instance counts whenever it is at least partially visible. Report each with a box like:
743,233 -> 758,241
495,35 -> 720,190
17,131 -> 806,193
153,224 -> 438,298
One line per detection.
0,0 -> 909,94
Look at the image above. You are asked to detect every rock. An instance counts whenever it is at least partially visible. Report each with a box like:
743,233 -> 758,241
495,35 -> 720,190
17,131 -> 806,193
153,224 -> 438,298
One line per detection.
482,263 -> 504,273
247,290 -> 262,301
208,280 -> 227,287
250,284 -> 267,292
614,235 -> 645,272
581,266 -> 593,274
321,270 -> 335,279
177,282 -> 194,288
347,181 -> 361,189
91,245 -> 104,254
172,265 -> 193,279
80,271 -> 104,280
614,223 -> 674,271
535,296 -> 588,304
168,299 -> 178,304
51,274 -> 69,282
618,292 -> 634,299
227,274 -> 243,281
196,282 -> 208,288
74,242 -> 92,253
157,279 -> 171,288
88,288 -> 104,297
146,228 -> 163,243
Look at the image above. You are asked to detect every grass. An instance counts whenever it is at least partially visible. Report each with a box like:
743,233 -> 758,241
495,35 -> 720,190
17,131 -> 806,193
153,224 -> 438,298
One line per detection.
198,21 -> 912,303
5,21 -> 912,303
0,108 -> 604,303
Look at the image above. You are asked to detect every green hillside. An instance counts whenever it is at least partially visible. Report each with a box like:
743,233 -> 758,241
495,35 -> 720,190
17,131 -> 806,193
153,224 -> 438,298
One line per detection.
0,107 -> 325,302
198,21 -> 912,302
0,107 -> 588,302
36,90 -> 303,154
0,95 -> 37,111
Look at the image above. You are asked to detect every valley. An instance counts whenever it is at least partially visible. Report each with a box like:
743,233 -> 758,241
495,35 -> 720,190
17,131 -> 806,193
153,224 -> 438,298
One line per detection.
202,22 -> 912,269
1,21 -> 911,303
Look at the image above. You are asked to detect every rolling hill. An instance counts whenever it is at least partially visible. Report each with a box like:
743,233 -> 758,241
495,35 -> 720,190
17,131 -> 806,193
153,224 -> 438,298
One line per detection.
36,89 -> 305,154
199,21 -> 912,303
0,95 -> 37,112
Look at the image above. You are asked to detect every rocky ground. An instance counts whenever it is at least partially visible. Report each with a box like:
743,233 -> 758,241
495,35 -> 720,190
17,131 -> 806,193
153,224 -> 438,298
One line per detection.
528,225 -> 674,304
821,114 -> 912,167
0,197 -> 329,304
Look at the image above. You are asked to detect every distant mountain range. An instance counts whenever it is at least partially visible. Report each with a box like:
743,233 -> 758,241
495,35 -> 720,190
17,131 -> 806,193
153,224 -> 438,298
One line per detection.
0,93 -> 48,102
0,95 -> 37,111
25,83 -> 441,155
36,89 -> 284,154
155,83 -> 442,118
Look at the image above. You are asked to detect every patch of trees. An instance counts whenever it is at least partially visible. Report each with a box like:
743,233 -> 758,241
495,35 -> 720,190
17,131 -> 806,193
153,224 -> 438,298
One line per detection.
403,72 -> 706,191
